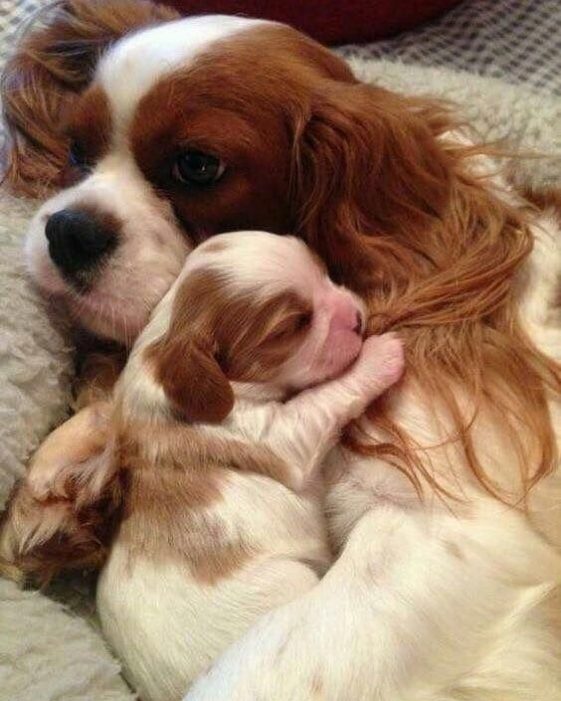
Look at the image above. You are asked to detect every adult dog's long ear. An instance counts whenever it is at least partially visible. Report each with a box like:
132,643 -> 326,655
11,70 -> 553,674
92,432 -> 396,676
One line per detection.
149,334 -> 235,424
0,0 -> 178,196
290,82 -> 455,288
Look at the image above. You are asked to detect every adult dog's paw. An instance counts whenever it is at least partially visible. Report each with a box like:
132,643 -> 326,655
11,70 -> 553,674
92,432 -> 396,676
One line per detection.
0,402 -> 121,583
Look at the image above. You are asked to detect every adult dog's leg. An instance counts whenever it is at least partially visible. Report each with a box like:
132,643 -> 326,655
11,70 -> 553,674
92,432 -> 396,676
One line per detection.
0,347 -> 125,582
185,501 -> 561,701
0,400 -> 121,583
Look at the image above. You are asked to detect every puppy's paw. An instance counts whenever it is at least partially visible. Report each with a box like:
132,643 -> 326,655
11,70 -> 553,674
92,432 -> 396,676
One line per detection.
357,333 -> 405,393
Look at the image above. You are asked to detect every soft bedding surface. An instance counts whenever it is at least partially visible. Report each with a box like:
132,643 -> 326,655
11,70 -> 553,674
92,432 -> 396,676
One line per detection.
339,0 -> 561,95
1,2 -> 561,700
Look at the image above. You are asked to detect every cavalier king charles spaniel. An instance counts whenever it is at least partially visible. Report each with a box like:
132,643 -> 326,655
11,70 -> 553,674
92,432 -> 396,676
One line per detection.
95,231 -> 401,700
2,2 -> 561,700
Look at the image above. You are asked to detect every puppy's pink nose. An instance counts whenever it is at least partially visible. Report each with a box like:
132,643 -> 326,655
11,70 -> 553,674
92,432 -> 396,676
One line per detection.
329,295 -> 364,336
353,310 -> 364,336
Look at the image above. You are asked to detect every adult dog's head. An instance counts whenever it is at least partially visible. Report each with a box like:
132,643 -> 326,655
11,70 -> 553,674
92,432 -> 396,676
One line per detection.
2,0 -> 450,343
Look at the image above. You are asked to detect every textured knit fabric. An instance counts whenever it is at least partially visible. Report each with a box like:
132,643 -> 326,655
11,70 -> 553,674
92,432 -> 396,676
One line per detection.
339,0 -> 561,95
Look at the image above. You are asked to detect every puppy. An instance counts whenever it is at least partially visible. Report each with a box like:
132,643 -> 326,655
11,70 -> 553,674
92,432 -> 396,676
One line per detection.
98,231 -> 404,701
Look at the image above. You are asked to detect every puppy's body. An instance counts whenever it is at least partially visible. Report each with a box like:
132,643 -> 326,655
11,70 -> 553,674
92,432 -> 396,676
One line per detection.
97,232 -> 403,700
99,426 -> 327,701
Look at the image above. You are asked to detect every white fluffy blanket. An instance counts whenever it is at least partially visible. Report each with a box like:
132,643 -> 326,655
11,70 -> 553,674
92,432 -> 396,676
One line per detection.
1,58 -> 561,700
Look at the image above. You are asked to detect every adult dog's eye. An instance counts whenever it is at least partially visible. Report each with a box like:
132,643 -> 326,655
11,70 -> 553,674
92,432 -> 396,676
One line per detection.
172,150 -> 225,186
68,141 -> 90,172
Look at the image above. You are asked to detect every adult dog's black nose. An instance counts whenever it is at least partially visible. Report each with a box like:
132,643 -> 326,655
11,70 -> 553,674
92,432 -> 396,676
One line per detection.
45,209 -> 116,277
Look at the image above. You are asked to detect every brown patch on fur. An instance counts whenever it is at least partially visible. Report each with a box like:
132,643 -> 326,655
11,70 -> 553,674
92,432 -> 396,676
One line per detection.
130,24 -> 355,239
61,84 -> 112,185
131,84 -> 291,238
113,418 -> 292,581
181,542 -> 253,586
146,269 -> 312,422
148,332 -> 234,424
444,540 -> 465,561
0,0 -> 178,196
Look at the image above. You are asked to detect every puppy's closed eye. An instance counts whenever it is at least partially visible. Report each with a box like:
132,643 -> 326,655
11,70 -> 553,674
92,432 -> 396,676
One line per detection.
266,309 -> 313,343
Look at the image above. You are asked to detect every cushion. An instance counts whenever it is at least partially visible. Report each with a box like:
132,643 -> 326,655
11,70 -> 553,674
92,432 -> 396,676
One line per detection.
159,0 -> 463,44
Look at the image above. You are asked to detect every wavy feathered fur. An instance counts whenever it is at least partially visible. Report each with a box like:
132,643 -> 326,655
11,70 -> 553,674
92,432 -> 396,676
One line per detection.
0,0 -> 178,195
290,83 -> 561,501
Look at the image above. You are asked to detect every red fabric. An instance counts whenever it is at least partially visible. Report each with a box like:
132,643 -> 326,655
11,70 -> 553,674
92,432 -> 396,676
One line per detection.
159,0 -> 463,45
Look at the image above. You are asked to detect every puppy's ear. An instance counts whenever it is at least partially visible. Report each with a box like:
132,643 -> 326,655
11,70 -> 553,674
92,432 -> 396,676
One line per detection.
0,0 -> 178,196
149,334 -> 234,424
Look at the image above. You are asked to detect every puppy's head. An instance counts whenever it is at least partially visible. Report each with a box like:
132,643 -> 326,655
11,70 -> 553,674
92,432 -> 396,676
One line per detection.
128,232 -> 365,423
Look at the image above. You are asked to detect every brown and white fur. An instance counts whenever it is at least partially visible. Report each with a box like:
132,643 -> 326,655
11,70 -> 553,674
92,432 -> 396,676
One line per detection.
96,231 -> 403,701
2,3 -> 561,700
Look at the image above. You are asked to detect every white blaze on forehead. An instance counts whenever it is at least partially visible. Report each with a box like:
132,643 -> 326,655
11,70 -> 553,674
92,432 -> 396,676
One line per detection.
185,231 -> 326,299
97,15 -> 267,132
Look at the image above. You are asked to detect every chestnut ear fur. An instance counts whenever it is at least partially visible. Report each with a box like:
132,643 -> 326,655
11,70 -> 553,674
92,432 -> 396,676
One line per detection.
291,81 -> 453,287
0,0 -> 178,196
150,334 -> 234,424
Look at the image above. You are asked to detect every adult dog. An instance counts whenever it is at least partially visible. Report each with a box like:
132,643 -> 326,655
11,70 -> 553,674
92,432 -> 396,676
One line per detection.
2,2 -> 561,699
